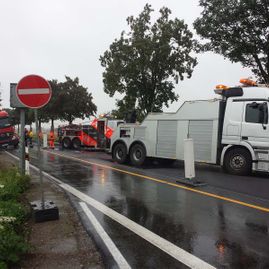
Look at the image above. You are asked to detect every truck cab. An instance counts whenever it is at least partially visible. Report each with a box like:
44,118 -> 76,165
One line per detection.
221,84 -> 269,174
0,110 -> 19,148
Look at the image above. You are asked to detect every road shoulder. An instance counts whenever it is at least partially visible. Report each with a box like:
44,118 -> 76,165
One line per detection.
1,151 -> 104,269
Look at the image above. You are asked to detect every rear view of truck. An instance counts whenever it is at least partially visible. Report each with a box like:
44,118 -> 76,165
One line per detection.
58,118 -> 124,150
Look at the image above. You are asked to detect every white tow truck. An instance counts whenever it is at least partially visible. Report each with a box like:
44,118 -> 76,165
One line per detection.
110,79 -> 269,175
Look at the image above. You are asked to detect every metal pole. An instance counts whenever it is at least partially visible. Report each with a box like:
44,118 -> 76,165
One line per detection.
19,109 -> 25,175
35,109 -> 45,208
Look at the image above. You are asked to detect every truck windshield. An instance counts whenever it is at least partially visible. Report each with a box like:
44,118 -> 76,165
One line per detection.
0,117 -> 11,128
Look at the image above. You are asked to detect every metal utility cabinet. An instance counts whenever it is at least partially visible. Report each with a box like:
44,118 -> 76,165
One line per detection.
110,82 -> 269,175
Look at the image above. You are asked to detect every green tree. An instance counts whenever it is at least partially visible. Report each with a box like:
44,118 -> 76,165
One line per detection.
4,108 -> 20,126
25,109 -> 35,126
194,0 -> 269,83
111,95 -> 137,120
40,79 -> 62,131
3,108 -> 32,133
59,76 -> 97,124
100,4 -> 197,120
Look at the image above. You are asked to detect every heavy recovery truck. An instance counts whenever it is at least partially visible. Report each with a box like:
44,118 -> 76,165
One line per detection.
110,79 -> 269,175
58,118 -> 124,150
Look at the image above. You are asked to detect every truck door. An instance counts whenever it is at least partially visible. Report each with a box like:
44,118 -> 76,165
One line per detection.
241,101 -> 269,147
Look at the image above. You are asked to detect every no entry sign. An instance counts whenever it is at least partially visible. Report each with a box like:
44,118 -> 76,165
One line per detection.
16,75 -> 52,108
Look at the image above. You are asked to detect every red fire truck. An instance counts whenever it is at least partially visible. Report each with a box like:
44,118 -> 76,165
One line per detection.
58,118 -> 124,150
0,110 -> 19,148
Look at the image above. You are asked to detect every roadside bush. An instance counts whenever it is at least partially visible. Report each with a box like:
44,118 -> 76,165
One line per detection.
0,169 -> 30,201
0,168 -> 30,268
0,201 -> 28,229
0,224 -> 29,266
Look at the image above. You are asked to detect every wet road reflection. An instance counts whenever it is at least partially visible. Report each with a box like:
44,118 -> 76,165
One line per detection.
27,149 -> 269,268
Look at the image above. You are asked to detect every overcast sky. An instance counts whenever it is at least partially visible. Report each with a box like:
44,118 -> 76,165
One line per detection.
0,0 -> 252,115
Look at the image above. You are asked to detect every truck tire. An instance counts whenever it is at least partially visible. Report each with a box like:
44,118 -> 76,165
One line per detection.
113,143 -> 128,164
223,148 -> 252,175
130,143 -> 146,167
72,138 -> 81,150
62,137 -> 72,149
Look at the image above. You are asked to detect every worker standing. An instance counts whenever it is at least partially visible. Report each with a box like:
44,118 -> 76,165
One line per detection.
24,128 -> 29,147
49,130 -> 55,149
28,128 -> 33,148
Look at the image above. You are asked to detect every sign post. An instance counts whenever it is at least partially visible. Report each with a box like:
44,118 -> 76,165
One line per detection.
19,109 -> 26,175
34,109 -> 45,207
16,75 -> 58,222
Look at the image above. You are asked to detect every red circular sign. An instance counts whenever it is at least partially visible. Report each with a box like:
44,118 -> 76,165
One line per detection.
16,74 -> 52,108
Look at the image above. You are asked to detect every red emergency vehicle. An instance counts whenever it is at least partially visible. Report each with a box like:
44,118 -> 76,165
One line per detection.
0,110 -> 19,148
58,118 -> 124,150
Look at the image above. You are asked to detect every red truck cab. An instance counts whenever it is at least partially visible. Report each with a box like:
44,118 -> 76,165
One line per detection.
0,110 -> 19,148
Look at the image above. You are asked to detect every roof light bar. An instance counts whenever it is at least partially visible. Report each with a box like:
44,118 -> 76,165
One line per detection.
239,78 -> 257,86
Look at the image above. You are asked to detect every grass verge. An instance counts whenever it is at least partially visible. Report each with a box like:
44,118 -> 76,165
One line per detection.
0,168 -> 31,269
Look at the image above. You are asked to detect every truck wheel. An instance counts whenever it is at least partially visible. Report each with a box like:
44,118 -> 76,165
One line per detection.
130,143 -> 146,167
72,138 -> 81,150
113,143 -> 128,164
62,138 -> 72,149
224,148 -> 252,175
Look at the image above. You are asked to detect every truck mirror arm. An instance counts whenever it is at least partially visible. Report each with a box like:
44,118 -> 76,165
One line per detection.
262,102 -> 268,129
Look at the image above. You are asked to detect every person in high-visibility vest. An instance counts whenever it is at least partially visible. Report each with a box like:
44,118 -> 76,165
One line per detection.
28,128 -> 33,148
49,130 -> 55,149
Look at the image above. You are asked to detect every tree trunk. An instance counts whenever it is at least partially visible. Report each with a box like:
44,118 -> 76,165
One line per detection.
253,54 -> 268,83
51,118 -> 54,132
38,120 -> 42,133
68,115 -> 72,125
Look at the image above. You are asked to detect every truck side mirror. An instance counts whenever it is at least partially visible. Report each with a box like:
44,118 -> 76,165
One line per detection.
10,116 -> 15,125
249,102 -> 258,108
263,103 -> 268,125
259,103 -> 268,129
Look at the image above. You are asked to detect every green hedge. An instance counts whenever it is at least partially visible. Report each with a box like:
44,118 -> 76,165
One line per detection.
0,169 -> 30,269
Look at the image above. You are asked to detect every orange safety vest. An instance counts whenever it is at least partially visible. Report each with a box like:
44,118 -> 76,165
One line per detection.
49,131 -> 55,140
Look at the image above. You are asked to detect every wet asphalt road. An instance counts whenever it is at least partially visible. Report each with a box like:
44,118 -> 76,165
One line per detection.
12,148 -> 269,268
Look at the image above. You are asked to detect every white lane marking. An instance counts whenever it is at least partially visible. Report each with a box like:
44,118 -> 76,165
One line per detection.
62,184 -> 216,269
5,151 -> 62,184
5,151 -> 216,269
18,88 -> 50,95
80,202 -> 131,269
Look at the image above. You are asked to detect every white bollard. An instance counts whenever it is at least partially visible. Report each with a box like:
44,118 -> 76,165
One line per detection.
43,133 -> 47,148
184,138 -> 195,180
25,146 -> 30,175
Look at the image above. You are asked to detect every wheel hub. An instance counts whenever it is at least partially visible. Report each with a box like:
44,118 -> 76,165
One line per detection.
135,150 -> 141,159
231,155 -> 245,169
117,149 -> 123,159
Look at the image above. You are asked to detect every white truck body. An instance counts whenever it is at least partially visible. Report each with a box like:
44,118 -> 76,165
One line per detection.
110,85 -> 269,174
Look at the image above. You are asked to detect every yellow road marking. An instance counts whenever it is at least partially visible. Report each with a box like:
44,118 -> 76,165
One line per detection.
46,150 -> 269,213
